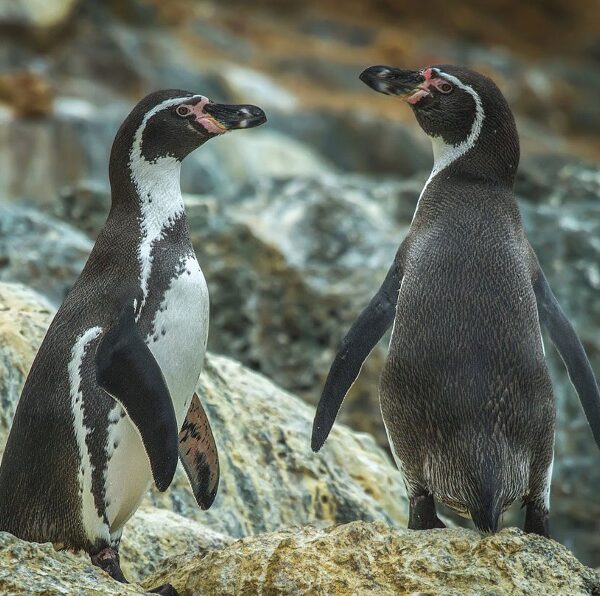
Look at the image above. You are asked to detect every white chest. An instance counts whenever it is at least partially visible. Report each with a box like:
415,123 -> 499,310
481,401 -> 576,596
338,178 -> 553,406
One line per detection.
145,256 -> 210,427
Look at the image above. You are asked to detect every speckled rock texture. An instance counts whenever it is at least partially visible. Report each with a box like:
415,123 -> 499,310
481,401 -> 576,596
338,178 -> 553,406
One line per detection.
0,531 -> 143,595
145,354 -> 412,536
143,523 -> 600,596
2,523 -> 599,595
0,477 -> 231,593
0,282 -> 54,445
1,282 -> 599,593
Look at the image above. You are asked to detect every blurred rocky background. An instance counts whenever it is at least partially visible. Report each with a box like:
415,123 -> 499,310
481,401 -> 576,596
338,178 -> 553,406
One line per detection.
0,0 -> 598,568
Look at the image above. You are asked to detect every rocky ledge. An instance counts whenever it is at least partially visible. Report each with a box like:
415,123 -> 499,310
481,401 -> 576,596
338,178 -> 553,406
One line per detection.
1,523 -> 598,595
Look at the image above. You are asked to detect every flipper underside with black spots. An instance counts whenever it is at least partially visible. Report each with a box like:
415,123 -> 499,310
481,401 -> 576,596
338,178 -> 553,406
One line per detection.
179,392 -> 220,509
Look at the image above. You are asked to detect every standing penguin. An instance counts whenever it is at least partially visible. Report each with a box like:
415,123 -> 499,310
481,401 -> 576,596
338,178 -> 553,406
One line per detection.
312,65 -> 600,536
0,90 -> 266,592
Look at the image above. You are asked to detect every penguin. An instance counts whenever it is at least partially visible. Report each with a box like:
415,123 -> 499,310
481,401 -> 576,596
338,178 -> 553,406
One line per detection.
0,90 -> 266,593
312,65 -> 600,537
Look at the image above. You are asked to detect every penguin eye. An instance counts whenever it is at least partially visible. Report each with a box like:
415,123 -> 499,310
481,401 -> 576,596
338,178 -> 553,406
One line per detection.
438,82 -> 453,94
176,105 -> 192,117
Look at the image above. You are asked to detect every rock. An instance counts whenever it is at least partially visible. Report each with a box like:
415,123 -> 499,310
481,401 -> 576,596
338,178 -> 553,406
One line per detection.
216,64 -> 298,111
0,283 -> 53,448
0,96 -> 127,205
267,109 -> 431,176
0,204 -> 92,305
121,506 -> 232,583
520,179 -> 600,565
0,280 -> 413,544
143,522 -> 600,595
181,131 -> 334,196
55,178 -> 111,238
0,531 -> 144,595
0,71 -> 54,117
4,521 -> 597,595
184,179 -> 404,446
145,354 -> 412,537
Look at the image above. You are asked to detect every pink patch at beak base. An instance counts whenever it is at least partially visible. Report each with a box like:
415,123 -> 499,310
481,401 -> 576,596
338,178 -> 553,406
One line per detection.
180,97 -> 227,135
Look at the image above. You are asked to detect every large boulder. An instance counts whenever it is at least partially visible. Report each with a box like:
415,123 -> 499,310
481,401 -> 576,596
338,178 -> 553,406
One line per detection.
0,280 -> 412,546
145,354 -> 410,537
144,523 -> 600,595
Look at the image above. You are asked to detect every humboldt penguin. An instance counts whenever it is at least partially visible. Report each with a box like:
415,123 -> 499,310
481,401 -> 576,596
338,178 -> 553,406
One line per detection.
312,65 -> 600,536
0,90 -> 266,592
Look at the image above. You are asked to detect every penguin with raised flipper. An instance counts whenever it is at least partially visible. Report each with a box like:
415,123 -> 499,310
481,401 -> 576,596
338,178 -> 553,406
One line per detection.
312,64 -> 600,537
0,90 -> 266,593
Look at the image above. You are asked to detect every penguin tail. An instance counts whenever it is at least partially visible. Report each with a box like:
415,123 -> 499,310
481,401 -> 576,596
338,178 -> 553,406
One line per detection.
469,500 -> 502,534
468,465 -> 503,533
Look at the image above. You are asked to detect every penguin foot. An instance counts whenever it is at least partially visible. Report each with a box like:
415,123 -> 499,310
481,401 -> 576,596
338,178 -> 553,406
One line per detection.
408,493 -> 446,530
147,583 -> 179,595
90,546 -> 128,583
523,502 -> 550,537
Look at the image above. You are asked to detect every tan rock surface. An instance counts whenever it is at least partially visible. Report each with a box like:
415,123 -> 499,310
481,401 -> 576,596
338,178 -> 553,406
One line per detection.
0,282 -> 53,451
143,522 -> 600,596
122,507 -> 232,583
145,354 -> 412,537
0,531 -> 143,595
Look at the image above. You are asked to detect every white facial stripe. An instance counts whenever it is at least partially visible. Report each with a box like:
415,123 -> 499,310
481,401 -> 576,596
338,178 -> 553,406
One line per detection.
129,95 -> 202,314
412,70 -> 485,223
69,326 -> 109,542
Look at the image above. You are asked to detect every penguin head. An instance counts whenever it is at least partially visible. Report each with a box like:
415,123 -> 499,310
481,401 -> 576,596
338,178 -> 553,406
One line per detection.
360,65 -> 519,182
115,89 -> 267,163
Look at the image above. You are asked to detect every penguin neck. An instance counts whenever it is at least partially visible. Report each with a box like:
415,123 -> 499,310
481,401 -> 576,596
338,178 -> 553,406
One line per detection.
108,129 -> 187,304
129,152 -> 186,304
129,153 -> 184,229
412,118 -> 519,223
108,103 -> 186,225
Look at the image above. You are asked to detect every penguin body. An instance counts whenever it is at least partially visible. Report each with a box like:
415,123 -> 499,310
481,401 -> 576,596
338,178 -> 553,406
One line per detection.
380,174 -> 553,529
0,90 -> 266,587
312,65 -> 600,536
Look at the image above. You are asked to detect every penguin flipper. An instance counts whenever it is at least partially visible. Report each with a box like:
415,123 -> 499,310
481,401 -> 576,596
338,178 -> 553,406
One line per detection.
95,300 -> 178,492
179,392 -> 220,509
311,261 -> 402,452
533,267 -> 600,449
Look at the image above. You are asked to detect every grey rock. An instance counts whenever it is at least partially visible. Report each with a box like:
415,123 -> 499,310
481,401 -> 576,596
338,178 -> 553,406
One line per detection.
0,204 -> 91,305
267,108 -> 431,176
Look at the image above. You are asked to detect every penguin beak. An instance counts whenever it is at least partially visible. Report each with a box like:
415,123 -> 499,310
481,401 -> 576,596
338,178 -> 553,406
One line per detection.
203,103 -> 267,130
360,66 -> 427,102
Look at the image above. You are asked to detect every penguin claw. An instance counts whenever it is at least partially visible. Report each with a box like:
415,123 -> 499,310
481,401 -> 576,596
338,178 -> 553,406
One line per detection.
147,583 -> 179,596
